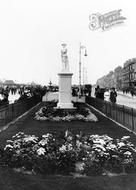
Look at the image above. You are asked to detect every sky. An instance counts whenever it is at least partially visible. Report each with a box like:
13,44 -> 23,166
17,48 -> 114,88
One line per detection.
0,0 -> 135,85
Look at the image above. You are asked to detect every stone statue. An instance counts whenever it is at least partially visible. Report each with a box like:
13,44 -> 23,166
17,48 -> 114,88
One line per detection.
61,43 -> 69,71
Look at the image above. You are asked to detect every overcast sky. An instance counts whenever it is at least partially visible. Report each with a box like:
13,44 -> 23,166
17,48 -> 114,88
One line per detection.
0,0 -> 135,85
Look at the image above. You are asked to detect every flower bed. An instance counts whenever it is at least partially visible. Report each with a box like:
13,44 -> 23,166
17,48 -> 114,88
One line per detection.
35,103 -> 98,122
0,131 -> 136,176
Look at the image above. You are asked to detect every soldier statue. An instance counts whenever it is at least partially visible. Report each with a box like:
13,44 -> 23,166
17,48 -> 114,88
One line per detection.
61,44 -> 69,71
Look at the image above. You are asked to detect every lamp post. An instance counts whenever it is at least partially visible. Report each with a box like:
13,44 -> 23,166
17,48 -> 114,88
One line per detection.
79,43 -> 87,98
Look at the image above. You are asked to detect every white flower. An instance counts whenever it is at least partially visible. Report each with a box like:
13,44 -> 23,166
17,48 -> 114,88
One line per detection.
112,155 -> 118,158
65,130 -> 69,137
67,143 -> 73,151
12,132 -> 25,139
4,144 -> 13,150
37,147 -> 46,155
23,135 -> 38,143
102,135 -> 113,142
106,143 -> 117,150
117,142 -> 125,148
13,142 -> 21,149
121,136 -> 130,141
42,133 -> 51,138
90,134 -> 99,139
93,144 -> 106,152
59,145 -> 67,153
39,139 -> 48,146
67,136 -> 73,141
76,140 -> 82,148
53,116 -> 61,121
93,139 -> 106,146
6,140 -> 13,144
75,114 -> 84,120
36,116 -> 48,121
75,162 -> 85,172
123,158 -> 133,164
124,151 -> 132,156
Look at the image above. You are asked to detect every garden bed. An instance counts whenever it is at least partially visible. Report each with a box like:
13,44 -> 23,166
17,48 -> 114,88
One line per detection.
1,131 -> 136,177
35,102 -> 98,122
0,102 -> 136,190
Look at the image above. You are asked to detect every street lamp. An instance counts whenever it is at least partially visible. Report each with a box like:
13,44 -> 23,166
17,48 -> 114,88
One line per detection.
79,43 -> 87,98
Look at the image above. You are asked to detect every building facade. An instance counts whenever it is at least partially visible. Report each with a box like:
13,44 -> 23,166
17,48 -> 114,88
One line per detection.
96,58 -> 136,92
114,66 -> 123,90
122,58 -> 136,91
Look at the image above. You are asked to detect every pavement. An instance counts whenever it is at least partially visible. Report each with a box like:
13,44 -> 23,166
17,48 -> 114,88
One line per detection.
117,91 -> 136,99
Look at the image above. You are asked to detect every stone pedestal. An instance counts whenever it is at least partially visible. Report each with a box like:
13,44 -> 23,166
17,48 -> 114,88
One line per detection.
57,72 -> 74,109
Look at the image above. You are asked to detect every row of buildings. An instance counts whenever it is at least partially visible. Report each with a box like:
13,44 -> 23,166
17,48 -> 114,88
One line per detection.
96,58 -> 136,92
0,80 -> 41,87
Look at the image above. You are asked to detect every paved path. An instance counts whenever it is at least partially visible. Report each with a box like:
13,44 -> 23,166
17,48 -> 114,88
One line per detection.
117,93 -> 136,109
92,88 -> 136,109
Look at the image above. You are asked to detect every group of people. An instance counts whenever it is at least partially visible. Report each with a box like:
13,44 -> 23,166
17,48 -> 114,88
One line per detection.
0,85 -> 47,106
72,85 -> 92,97
123,89 -> 135,97
95,85 -> 117,103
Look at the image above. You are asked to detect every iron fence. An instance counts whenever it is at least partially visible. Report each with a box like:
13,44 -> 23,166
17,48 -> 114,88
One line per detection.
0,95 -> 41,128
86,96 -> 136,133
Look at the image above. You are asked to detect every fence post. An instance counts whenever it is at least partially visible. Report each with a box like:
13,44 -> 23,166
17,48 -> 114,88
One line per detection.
132,108 -> 134,132
123,105 -> 125,126
0,95 -> 41,127
105,102 -> 107,116
11,104 -> 14,120
110,102 -> 112,117
115,103 -> 117,122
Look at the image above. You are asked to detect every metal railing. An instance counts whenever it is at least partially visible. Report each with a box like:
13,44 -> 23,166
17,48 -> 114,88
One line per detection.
86,96 -> 136,133
0,95 -> 41,128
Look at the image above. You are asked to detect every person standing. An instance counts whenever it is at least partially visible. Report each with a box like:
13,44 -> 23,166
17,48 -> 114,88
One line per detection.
110,87 -> 117,103
95,85 -> 100,98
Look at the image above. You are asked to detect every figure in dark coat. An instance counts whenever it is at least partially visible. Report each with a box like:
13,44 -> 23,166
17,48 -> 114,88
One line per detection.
110,88 -> 117,103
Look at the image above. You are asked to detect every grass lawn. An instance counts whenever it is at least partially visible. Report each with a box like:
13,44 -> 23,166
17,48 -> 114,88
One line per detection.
0,102 -> 136,190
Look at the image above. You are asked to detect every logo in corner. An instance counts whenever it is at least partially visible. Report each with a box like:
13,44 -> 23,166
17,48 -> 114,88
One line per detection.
89,9 -> 126,31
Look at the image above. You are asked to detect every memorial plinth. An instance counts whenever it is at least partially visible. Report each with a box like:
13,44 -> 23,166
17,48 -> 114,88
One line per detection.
57,71 -> 74,109
56,43 -> 75,109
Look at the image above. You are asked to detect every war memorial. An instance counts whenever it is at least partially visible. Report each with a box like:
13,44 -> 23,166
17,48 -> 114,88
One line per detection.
0,45 -> 136,190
